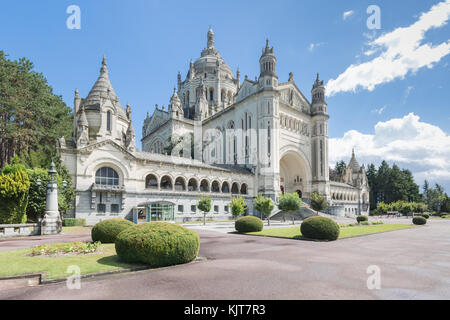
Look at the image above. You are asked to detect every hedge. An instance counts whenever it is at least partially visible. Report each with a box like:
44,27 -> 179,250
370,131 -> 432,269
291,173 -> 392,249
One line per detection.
0,165 -> 30,224
91,218 -> 134,243
420,213 -> 429,219
235,216 -> 263,233
356,215 -> 368,223
115,222 -> 200,267
412,216 -> 427,225
62,218 -> 86,227
300,216 -> 340,241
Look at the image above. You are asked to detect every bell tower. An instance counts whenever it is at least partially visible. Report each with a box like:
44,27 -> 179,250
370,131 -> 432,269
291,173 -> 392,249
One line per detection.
311,73 -> 330,199
259,39 -> 278,89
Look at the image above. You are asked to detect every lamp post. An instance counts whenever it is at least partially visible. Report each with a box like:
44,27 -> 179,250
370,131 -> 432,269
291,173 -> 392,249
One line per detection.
40,161 -> 62,235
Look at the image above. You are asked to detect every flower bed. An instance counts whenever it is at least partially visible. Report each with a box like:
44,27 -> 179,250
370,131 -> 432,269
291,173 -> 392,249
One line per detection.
30,241 -> 101,256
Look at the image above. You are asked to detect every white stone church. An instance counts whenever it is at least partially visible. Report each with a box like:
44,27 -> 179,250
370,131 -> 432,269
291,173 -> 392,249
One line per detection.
58,28 -> 369,225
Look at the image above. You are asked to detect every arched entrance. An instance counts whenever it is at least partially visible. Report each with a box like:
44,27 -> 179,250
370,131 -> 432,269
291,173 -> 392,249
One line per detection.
279,150 -> 310,198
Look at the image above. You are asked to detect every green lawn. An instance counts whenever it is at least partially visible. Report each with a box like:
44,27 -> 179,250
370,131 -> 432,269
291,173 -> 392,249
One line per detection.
0,244 -> 145,279
247,224 -> 420,240
62,226 -> 92,234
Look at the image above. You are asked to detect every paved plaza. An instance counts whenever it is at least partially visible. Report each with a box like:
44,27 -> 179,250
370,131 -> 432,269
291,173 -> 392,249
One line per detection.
0,219 -> 449,299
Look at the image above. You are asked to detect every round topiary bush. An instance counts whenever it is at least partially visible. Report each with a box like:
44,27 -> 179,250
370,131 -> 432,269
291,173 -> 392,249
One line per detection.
412,216 -> 427,225
421,213 -> 429,219
300,216 -> 340,241
91,218 -> 134,243
235,216 -> 263,233
115,222 -> 200,267
356,215 -> 368,223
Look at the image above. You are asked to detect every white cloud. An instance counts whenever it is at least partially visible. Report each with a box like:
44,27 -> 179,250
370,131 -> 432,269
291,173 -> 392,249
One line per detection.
329,113 -> 450,190
308,42 -> 326,52
327,0 -> 450,96
371,105 -> 387,114
343,10 -> 355,20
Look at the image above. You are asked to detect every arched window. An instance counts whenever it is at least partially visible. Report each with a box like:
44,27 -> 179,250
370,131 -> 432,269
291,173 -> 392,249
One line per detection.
222,182 -> 230,193
240,183 -> 248,195
211,181 -> 220,193
175,177 -> 186,191
188,178 -> 198,192
231,183 -> 239,194
106,111 -> 111,132
95,167 -> 119,186
209,88 -> 214,101
145,174 -> 158,189
200,179 -> 209,192
160,176 -> 173,190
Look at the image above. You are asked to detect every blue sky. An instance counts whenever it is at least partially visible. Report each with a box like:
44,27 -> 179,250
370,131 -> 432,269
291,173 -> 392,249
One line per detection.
1,0 -> 449,190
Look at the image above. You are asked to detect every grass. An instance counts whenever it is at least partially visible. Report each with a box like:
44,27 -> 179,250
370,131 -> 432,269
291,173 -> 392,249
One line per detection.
61,226 -> 92,234
0,243 -> 145,279
246,224 -> 420,240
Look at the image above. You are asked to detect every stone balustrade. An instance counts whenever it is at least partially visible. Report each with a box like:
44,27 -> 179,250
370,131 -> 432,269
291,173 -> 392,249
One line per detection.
0,223 -> 40,237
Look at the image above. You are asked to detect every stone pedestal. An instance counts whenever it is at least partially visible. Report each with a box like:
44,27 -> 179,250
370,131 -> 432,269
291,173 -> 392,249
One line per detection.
40,176 -> 62,235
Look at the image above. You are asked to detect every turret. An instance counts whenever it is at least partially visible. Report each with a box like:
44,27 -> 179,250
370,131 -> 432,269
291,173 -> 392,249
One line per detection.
311,73 -> 327,115
259,39 -> 278,89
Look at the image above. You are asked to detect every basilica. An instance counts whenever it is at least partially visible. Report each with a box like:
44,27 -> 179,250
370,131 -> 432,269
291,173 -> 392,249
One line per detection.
58,28 -> 369,225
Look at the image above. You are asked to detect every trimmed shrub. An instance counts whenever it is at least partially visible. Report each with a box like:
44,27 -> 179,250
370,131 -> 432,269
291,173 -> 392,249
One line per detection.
300,216 -> 340,241
235,216 -> 263,233
115,222 -> 200,267
360,221 -> 369,225
91,218 -> 134,243
412,216 -> 427,225
420,213 -> 429,219
63,218 -> 86,227
356,215 -> 368,223
0,165 -> 30,224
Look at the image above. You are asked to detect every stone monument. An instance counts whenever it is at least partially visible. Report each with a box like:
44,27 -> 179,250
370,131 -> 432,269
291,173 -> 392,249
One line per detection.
40,161 -> 62,235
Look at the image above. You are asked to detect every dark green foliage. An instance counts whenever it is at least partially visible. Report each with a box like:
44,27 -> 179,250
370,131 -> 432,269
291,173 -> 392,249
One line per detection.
235,216 -> 263,233
0,164 -> 30,224
115,222 -> 200,267
278,192 -> 302,212
329,160 -> 347,181
309,192 -> 329,213
91,218 -> 134,243
62,218 -> 86,227
300,216 -> 340,241
356,215 -> 368,223
412,216 -> 427,225
0,51 -> 73,168
367,161 -> 421,210
420,213 -> 429,219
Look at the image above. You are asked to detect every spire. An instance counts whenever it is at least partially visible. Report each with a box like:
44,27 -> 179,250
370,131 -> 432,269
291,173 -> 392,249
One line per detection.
78,105 -> 88,127
85,56 -> 119,106
207,26 -> 215,48
348,148 -> 361,173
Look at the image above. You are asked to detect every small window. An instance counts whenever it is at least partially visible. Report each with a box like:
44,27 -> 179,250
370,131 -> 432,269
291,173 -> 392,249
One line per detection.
191,205 -> 196,213
178,205 -> 184,213
97,204 -> 106,213
224,205 -> 229,213
106,111 -> 111,131
111,204 -> 119,213
214,205 -> 219,213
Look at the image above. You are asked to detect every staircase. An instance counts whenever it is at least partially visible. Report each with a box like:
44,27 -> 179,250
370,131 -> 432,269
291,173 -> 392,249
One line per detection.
268,204 -> 318,222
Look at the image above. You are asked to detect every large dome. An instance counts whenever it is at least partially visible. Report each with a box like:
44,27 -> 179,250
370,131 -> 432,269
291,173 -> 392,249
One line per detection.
192,28 -> 234,79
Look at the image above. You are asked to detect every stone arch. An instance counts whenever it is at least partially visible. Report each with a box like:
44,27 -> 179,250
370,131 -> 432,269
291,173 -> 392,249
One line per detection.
200,179 -> 210,192
279,146 -> 312,196
160,175 -> 173,190
188,178 -> 198,192
145,174 -> 159,189
211,180 -> 220,193
240,183 -> 248,195
222,181 -> 230,193
174,177 -> 186,191
231,182 -> 239,194
88,158 -> 129,184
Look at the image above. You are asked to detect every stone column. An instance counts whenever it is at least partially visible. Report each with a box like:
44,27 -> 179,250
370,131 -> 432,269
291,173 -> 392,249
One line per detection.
40,161 -> 62,235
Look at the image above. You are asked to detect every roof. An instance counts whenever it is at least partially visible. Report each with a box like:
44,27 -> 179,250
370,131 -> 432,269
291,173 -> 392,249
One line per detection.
348,149 -> 361,173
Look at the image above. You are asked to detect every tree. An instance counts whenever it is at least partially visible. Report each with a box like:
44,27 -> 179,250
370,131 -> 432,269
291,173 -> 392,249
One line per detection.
309,192 -> 329,214
0,51 -> 73,168
329,160 -> 346,182
230,196 -> 247,221
0,164 -> 30,224
278,192 -> 302,224
366,163 -> 377,210
253,195 -> 274,226
197,195 -> 211,225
